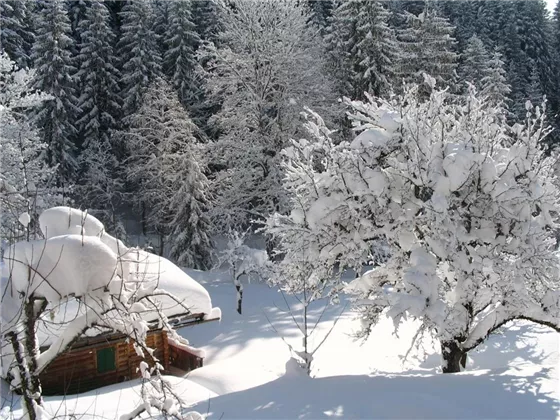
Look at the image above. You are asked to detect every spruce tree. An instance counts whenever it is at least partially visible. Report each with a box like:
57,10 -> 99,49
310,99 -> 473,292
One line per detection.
123,79 -> 213,268
67,0 -> 89,49
75,0 -> 122,211
436,0 -> 478,51
480,50 -> 511,109
163,0 -> 200,107
152,0 -> 170,55
76,0 -> 121,147
518,1 -> 554,96
31,0 -> 79,185
0,1 -> 34,68
396,5 -> 458,92
554,1 -> 560,86
117,0 -> 161,116
326,0 -> 397,99
307,0 -> 334,34
397,0 -> 426,15
192,0 -> 221,45
105,1 -> 124,39
167,145 -> 214,270
458,35 -> 491,92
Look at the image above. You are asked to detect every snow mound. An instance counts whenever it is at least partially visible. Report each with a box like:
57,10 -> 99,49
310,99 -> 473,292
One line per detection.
2,206 -> 219,346
4,235 -> 118,302
39,206 -> 105,239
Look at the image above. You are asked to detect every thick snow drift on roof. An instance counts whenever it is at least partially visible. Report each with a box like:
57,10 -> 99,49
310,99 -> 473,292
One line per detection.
1,207 -> 217,346
4,235 -> 118,302
127,248 -> 213,317
39,207 -> 105,239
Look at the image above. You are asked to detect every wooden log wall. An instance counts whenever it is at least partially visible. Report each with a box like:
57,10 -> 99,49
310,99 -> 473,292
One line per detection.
169,344 -> 203,372
40,330 -> 170,396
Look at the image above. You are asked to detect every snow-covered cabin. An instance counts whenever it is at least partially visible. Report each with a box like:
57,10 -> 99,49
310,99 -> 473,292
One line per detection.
1,207 -> 221,395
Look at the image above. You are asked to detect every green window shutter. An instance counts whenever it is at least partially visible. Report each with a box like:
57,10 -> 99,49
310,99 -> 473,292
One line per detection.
97,347 -> 116,373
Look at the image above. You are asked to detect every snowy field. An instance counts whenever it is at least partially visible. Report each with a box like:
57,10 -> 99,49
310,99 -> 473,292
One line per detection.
2,269 -> 558,419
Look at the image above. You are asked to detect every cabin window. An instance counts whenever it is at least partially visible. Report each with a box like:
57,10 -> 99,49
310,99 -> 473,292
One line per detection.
96,347 -> 116,373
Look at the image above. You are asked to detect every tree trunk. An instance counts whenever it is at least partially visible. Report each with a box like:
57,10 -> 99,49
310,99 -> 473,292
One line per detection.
7,332 -> 38,420
441,340 -> 467,373
235,273 -> 243,315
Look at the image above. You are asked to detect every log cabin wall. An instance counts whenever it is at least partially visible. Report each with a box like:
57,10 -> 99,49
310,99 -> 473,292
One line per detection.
169,344 -> 203,372
40,330 -> 170,396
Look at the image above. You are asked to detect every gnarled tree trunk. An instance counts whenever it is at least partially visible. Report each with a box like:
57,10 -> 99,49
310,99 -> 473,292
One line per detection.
441,340 -> 467,373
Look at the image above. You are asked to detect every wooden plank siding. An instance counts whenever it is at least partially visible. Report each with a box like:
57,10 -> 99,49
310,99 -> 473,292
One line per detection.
40,330 -> 170,396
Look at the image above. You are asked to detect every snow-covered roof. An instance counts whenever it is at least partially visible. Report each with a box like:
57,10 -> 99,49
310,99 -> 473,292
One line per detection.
1,207 -> 220,350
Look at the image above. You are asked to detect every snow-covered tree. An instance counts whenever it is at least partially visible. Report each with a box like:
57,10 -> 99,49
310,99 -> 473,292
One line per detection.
326,0 -> 397,99
204,0 -> 337,233
309,0 -> 335,31
396,6 -> 458,93
192,0 -> 221,45
388,0 -> 425,25
552,0 -> 560,149
75,0 -> 121,213
480,50 -> 511,109
123,79 -> 213,268
67,0 -> 89,49
162,0 -> 201,107
265,114 -> 356,372
219,230 -> 271,314
1,206 -> 213,419
458,35 -> 491,92
166,141 -> 214,270
278,78 -> 560,373
77,137 -> 123,231
74,4 -> 120,138
0,1 -> 34,69
0,53 -> 58,240
117,0 -> 161,116
30,0 -> 80,186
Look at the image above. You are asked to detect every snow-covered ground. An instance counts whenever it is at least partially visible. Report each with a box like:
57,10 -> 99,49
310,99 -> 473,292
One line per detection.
3,269 -> 559,419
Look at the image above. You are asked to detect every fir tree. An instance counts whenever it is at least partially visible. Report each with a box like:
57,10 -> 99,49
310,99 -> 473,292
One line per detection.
167,145 -> 214,270
480,50 -> 511,109
75,0 -> 122,212
105,1 -> 124,38
0,1 -> 34,68
327,0 -> 397,99
192,0 -> 221,45
152,0 -> 170,55
458,35 -> 491,92
436,0 -> 478,51
31,0 -> 79,185
123,79 -> 213,268
527,65 -> 544,107
554,1 -> 560,83
76,0 -> 121,148
117,0 -> 161,116
67,0 -> 89,49
163,0 -> 200,107
397,0 -> 426,15
307,0 -> 334,34
396,5 -> 458,92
